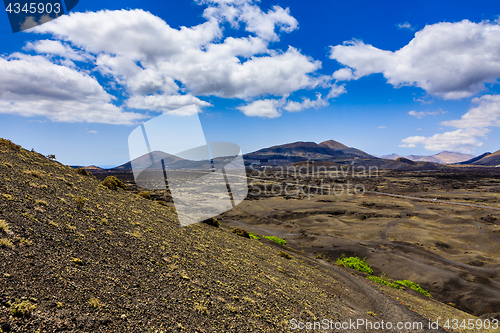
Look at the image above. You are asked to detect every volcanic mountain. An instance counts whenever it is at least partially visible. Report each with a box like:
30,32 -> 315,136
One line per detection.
244,139 -> 374,164
112,151 -> 212,171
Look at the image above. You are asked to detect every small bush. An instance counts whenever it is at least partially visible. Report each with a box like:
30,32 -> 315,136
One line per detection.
89,297 -> 103,309
336,254 -> 373,274
71,257 -> 83,265
278,251 -> 292,259
156,200 -> 168,206
0,220 -> 9,233
76,168 -> 90,176
101,176 -> 126,190
232,228 -> 250,238
2,194 -> 13,201
75,196 -> 85,210
0,238 -> 13,249
35,199 -> 48,207
203,218 -> 221,227
248,232 -> 260,240
262,235 -> 287,245
138,191 -> 151,200
396,280 -> 431,297
10,300 -> 36,317
367,275 -> 402,289
46,154 -> 56,161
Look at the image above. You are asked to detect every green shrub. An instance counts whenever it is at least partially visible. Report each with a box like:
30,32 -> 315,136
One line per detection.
396,280 -> 431,297
138,191 -> 151,200
232,228 -> 250,238
262,235 -> 287,245
248,232 -> 260,240
101,176 -> 126,190
336,254 -> 373,274
10,299 -> 36,317
367,275 -> 402,289
156,200 -> 168,206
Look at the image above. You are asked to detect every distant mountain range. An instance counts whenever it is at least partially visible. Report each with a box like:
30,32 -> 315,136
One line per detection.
377,151 -> 475,164
82,139 -> 500,170
69,165 -> 103,170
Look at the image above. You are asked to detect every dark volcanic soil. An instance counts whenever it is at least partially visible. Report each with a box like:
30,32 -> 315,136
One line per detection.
220,166 -> 500,321
0,139 -> 490,332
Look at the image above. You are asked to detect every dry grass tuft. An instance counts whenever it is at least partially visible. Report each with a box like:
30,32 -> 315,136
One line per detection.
0,238 -> 14,249
0,219 -> 10,233
23,170 -> 43,178
138,191 -> 151,200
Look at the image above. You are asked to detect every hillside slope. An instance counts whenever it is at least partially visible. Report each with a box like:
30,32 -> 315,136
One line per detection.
0,139 -> 478,332
458,152 -> 492,165
470,149 -> 500,166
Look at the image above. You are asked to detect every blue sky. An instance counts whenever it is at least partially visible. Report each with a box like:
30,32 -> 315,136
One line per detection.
1,0 -> 500,166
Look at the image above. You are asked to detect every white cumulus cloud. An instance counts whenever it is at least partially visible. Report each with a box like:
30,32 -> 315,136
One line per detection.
330,20 -> 500,99
441,94 -> 500,128
237,98 -> 283,118
0,54 -> 144,124
24,40 -> 93,62
399,128 -> 489,153
402,94 -> 500,152
283,93 -> 329,112
23,2 -> 328,119
199,0 -> 298,41
126,94 -> 212,113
